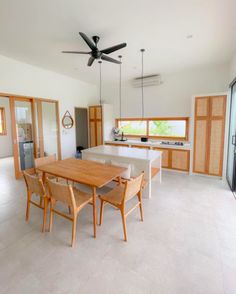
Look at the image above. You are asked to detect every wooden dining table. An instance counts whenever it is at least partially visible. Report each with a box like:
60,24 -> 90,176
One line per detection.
37,158 -> 126,237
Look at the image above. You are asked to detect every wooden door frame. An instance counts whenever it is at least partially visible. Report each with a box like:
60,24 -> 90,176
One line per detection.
0,93 -> 61,179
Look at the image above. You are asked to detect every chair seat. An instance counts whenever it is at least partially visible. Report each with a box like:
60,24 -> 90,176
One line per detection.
100,184 -> 125,205
73,188 -> 93,211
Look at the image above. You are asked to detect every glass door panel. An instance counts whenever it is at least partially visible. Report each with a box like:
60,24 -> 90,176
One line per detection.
34,101 -> 59,159
14,99 -> 35,175
42,101 -> 58,158
227,83 -> 236,191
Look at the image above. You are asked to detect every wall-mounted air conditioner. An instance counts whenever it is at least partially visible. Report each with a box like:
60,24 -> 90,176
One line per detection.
131,74 -> 163,88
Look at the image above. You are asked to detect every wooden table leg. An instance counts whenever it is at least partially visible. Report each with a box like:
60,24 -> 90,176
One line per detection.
92,186 -> 97,238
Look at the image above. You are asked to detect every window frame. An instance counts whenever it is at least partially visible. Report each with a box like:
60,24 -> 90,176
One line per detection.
116,117 -> 189,141
0,107 -> 7,136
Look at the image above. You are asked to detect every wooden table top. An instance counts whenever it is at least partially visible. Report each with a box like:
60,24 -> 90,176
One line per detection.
37,158 -> 126,188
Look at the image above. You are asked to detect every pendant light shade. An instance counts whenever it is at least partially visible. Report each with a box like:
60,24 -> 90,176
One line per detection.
140,49 -> 145,118
98,60 -> 102,105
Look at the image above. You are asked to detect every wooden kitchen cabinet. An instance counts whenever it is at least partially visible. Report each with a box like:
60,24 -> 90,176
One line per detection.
153,148 -> 169,168
193,95 -> 226,176
89,106 -> 103,147
171,149 -> 190,171
153,147 -> 190,171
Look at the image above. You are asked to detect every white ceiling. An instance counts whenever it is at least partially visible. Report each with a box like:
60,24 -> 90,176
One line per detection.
0,0 -> 236,84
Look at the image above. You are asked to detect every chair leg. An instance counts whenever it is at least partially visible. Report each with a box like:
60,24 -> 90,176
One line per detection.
40,196 -> 43,207
138,192 -> 144,221
25,190 -> 31,221
71,215 -> 77,247
99,199 -> 105,226
92,187 -> 97,238
120,209 -> 128,242
42,197 -> 48,233
49,201 -> 54,232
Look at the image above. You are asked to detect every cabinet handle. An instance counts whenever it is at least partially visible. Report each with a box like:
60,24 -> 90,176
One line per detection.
232,135 -> 236,146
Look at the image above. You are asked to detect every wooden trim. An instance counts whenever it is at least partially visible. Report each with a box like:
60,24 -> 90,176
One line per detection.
0,107 -> 7,135
0,92 -> 58,103
55,101 -> 62,160
116,117 -> 189,141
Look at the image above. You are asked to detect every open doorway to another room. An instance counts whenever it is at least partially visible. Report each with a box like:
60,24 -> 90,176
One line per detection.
0,97 -> 15,183
74,107 -> 89,158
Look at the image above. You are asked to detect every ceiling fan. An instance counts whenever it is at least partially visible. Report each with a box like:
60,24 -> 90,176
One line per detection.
62,32 -> 127,67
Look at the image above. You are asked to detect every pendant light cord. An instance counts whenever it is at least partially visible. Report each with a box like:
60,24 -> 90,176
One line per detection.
141,49 -> 145,118
119,55 -> 122,120
99,61 -> 102,105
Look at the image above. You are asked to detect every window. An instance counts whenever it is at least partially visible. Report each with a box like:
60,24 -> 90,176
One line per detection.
119,120 -> 147,136
0,107 -> 7,135
117,117 -> 189,140
149,119 -> 187,138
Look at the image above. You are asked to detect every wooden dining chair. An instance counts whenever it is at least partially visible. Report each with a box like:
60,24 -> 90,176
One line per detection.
47,179 -> 94,247
99,172 -> 144,241
23,172 -> 49,232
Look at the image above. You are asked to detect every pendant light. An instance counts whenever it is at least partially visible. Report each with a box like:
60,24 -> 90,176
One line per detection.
118,55 -> 122,120
98,60 -> 102,105
140,49 -> 145,118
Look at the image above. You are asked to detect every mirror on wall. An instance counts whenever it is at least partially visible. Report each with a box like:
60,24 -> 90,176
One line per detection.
62,111 -> 74,129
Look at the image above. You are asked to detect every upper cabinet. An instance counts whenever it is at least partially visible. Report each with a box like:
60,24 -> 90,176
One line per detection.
193,95 -> 226,176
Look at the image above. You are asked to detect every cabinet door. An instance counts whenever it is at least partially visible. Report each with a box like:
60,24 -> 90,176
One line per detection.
193,97 -> 209,174
89,105 -> 103,147
153,148 -> 169,168
193,120 -> 208,173
89,121 -> 96,147
208,96 -> 226,176
171,150 -> 190,171
96,120 -> 102,146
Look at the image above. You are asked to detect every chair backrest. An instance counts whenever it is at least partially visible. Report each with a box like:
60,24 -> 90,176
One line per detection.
35,154 -> 56,169
23,172 -> 45,197
123,172 -> 144,202
47,179 -> 76,209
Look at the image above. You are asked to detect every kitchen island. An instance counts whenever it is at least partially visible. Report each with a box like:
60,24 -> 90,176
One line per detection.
82,145 -> 162,198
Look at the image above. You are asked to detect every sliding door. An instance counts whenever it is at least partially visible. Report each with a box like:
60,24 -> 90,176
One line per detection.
227,82 -> 236,191
10,98 -> 36,178
35,100 -> 61,160
10,97 -> 61,179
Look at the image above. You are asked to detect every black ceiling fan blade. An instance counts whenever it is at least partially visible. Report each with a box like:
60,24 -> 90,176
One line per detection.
88,56 -> 95,66
101,43 -> 127,55
79,32 -> 96,50
101,54 -> 121,64
62,51 -> 90,54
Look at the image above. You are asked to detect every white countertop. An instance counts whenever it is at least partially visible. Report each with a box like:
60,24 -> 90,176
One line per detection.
105,139 -> 191,150
82,145 -> 162,161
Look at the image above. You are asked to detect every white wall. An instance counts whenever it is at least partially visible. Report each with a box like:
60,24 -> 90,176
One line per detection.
103,64 -> 229,119
0,97 -> 12,158
0,54 -> 97,158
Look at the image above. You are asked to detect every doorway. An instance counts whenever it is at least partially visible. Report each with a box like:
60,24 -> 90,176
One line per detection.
75,107 -> 89,155
0,93 -> 61,179
0,97 -> 15,181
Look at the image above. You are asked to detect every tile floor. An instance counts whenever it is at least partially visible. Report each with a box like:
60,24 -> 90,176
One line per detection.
0,157 -> 236,294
